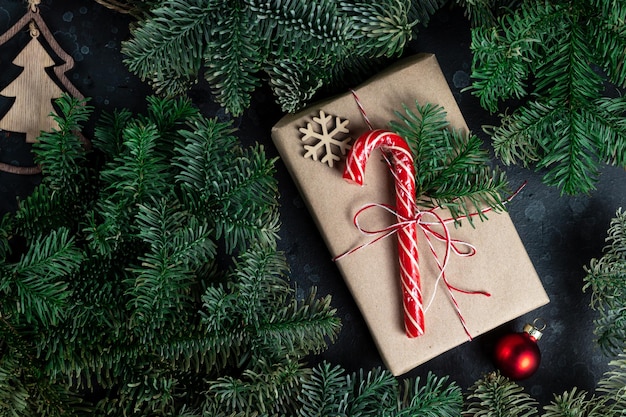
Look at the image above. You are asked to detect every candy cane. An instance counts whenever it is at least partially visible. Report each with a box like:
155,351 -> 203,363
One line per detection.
343,129 -> 424,338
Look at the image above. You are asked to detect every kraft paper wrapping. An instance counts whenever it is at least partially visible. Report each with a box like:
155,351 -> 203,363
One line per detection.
271,54 -> 550,376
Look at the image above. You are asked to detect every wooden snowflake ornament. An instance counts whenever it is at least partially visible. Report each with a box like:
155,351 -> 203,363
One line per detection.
299,110 -> 352,168
0,1 -> 86,175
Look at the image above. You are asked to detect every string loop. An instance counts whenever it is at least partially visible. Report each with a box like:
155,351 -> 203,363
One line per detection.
28,0 -> 41,13
28,21 -> 39,38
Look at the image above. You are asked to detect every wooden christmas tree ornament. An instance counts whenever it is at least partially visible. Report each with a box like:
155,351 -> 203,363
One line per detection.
0,0 -> 86,175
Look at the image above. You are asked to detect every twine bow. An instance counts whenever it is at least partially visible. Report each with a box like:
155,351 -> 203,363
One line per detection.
333,200 -> 493,339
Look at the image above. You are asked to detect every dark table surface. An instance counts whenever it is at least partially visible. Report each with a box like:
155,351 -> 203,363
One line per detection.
0,0 -> 625,409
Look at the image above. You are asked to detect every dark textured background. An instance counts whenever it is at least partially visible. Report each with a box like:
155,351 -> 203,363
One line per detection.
0,0 -> 624,408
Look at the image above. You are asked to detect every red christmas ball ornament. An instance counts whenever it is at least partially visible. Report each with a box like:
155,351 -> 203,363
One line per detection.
493,320 -> 546,380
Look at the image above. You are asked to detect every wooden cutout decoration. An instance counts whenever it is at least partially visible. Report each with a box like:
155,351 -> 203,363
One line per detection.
0,4 -> 87,175
0,34 -> 64,143
299,110 -> 353,168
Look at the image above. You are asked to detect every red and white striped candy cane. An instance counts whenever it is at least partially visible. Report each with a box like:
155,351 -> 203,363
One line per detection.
343,129 -> 424,338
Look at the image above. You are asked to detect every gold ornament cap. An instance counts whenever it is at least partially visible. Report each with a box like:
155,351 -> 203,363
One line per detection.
523,318 -> 546,341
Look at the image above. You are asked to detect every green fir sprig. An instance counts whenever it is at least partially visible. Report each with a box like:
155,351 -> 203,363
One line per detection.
464,371 -> 539,417
598,353 -> 626,414
468,0 -> 626,195
583,208 -> 626,356
390,101 -> 510,224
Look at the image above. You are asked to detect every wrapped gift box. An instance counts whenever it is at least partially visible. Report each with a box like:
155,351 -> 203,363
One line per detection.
271,53 -> 550,376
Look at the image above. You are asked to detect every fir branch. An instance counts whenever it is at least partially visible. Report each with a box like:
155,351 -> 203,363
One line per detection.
606,208 -> 626,261
143,96 -> 200,151
0,351 -> 31,417
49,93 -> 93,133
590,0 -> 626,88
341,1 -> 417,59
201,285 -> 240,335
0,341 -> 86,417
265,60 -> 323,114
136,198 -> 216,271
486,100 -> 555,167
392,102 -> 451,181
468,9 -> 542,112
12,95 -> 96,240
0,95 -> 342,416
41,256 -> 131,385
122,0 -> 215,93
207,357 -> 308,415
126,198 -> 215,337
93,107 -> 134,160
144,95 -> 199,134
154,324 -> 244,374
230,245 -> 292,330
245,0 -> 347,63
91,97 -> 199,252
200,244 -> 340,377
419,129 -> 508,222
106,366 -> 180,416
390,101 -> 509,224
100,121 -> 172,204
13,183 -> 80,241
52,332 -> 161,391
583,208 -> 626,355
542,387 -> 608,417
2,228 -> 81,327
296,364 -> 462,417
592,96 -> 626,168
174,117 -> 239,191
175,118 -> 280,253
468,0 -> 626,194
204,4 -> 264,116
395,373 -> 463,416
257,288 -> 340,358
0,317 -> 36,417
296,362 -> 348,417
591,307 -> 626,357
463,371 -> 538,417
343,367 -> 398,416
530,22 -> 605,194
0,214 -> 11,261
597,352 -> 626,414
34,95 -> 92,192
201,410 -> 260,417
209,204 -> 280,255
